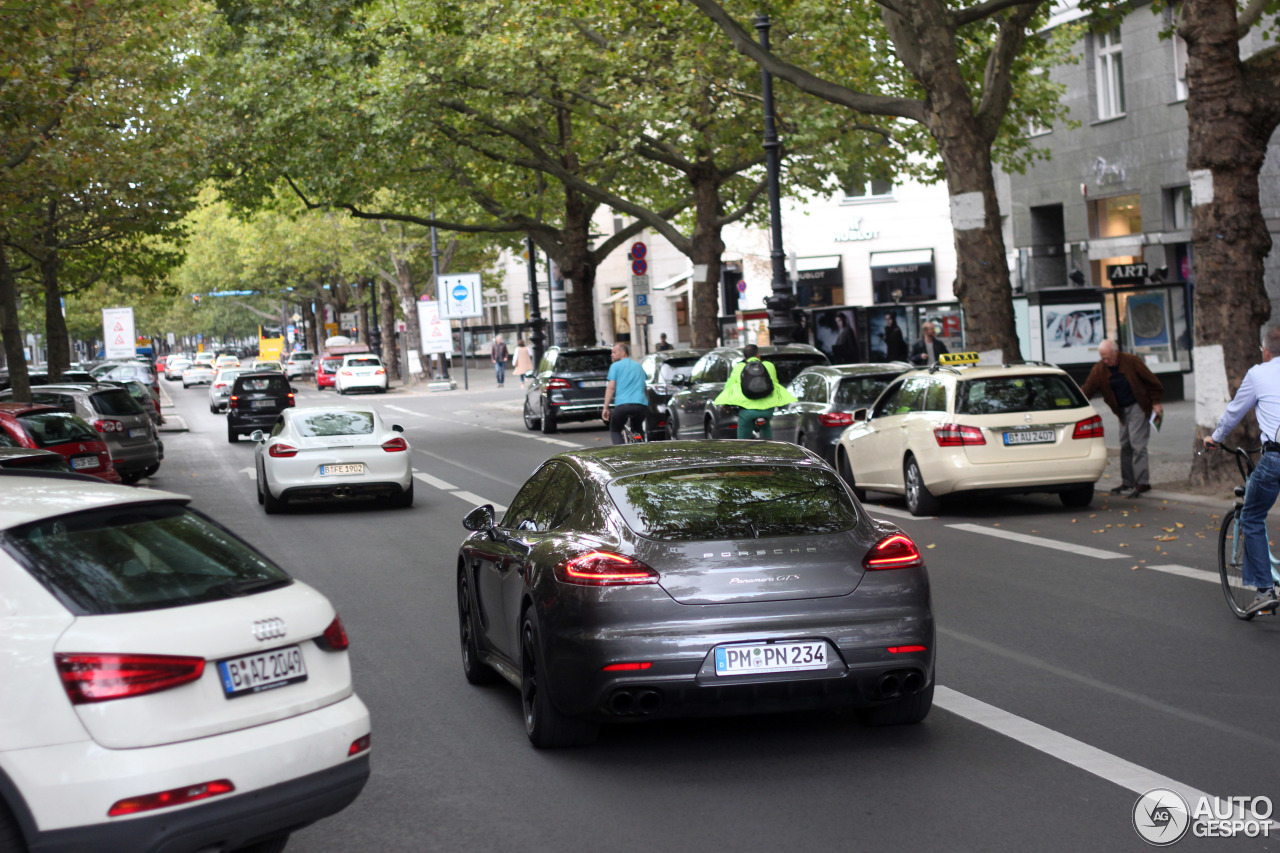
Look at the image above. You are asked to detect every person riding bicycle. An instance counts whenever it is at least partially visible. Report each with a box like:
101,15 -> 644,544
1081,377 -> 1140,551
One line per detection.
1203,324 -> 1280,615
715,344 -> 797,439
601,342 -> 648,445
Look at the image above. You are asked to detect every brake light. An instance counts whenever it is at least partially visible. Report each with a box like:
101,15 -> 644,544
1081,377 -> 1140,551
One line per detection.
340,370 -> 354,376
348,733 -> 371,756
1072,415 -> 1104,439
546,378 -> 572,390
374,368 -> 385,375
863,534 -> 924,570
213,382 -> 226,390
268,443 -> 298,457
318,615 -> 349,651
286,392 -> 295,407
555,551 -> 659,586
818,412 -> 854,428
602,662 -> 653,671
888,645 -> 928,653
933,423 -> 986,446
108,779 -> 234,817
381,437 -> 407,452
93,419 -> 124,434
229,395 -> 239,409
56,652 -> 206,704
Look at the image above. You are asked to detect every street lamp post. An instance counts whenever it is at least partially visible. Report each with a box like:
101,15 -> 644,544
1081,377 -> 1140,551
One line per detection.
755,14 -> 797,346
526,234 -> 547,368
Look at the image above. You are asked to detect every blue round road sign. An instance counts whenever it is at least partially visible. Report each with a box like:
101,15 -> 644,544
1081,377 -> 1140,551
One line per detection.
632,258 -> 648,276
452,284 -> 468,301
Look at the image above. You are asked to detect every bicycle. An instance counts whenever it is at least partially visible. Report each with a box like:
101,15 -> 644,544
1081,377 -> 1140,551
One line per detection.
1212,444 -> 1280,619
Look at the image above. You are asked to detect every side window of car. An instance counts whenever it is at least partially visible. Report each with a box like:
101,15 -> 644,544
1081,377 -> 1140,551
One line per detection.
708,357 -> 730,384
871,381 -> 905,419
502,464 -> 559,529
808,375 -> 827,403
690,356 -> 713,383
529,464 -> 587,531
894,378 -> 930,414
270,418 -> 286,437
641,356 -> 656,382
923,380 -> 948,413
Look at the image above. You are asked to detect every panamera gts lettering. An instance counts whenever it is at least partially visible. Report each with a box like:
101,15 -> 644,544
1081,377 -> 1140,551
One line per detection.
729,575 -> 801,584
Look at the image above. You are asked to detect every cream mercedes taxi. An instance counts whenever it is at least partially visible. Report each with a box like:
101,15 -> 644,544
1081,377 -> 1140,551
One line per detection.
833,353 -> 1107,515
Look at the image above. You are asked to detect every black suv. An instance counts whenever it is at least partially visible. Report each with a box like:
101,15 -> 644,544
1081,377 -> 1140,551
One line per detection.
639,348 -> 710,440
522,346 -> 612,434
227,372 -> 295,442
666,344 -> 830,440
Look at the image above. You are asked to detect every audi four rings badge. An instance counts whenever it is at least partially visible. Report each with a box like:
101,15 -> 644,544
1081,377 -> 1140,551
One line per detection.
252,618 -> 287,642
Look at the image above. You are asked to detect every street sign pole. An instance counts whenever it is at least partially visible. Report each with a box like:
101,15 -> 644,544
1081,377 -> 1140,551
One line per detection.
460,319 -> 468,390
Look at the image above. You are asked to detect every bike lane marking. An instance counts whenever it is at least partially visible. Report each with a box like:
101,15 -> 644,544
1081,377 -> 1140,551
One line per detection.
946,522 -> 1127,559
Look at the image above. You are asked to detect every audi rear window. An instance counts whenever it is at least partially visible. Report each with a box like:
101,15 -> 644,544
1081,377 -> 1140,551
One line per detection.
957,374 -> 1088,415
2,503 -> 292,615
556,353 -> 611,373
17,412 -> 97,447
608,465 -> 859,541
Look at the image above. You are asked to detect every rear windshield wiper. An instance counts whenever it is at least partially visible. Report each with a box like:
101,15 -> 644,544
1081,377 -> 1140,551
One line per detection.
213,576 -> 292,597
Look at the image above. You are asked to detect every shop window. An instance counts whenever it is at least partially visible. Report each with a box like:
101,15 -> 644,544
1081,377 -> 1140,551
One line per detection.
1088,194 -> 1141,239
1173,34 -> 1188,101
842,180 -> 894,203
1094,27 -> 1125,119
1164,185 -> 1192,231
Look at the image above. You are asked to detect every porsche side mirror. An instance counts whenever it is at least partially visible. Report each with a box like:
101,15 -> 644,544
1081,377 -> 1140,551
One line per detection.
392,424 -> 404,433
463,504 -> 496,533
249,430 -> 265,442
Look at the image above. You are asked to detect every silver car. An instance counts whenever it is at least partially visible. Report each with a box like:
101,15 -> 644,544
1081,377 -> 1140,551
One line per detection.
0,384 -> 161,484
209,368 -> 247,413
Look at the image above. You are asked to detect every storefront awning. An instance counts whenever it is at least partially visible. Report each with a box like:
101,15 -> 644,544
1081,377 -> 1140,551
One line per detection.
653,271 -> 691,290
1087,236 -> 1145,260
602,289 -> 629,305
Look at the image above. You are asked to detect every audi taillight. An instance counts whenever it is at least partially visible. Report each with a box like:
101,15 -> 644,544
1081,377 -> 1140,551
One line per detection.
348,734 -> 371,756
268,442 -> 298,458
818,412 -> 854,428
863,534 -> 924,570
555,551 -> 659,586
1072,415 -> 1104,439
108,779 -> 234,817
933,423 -> 986,446
317,615 -> 349,651
93,419 -> 124,434
546,378 -> 572,390
56,652 -> 206,704
381,437 -> 407,452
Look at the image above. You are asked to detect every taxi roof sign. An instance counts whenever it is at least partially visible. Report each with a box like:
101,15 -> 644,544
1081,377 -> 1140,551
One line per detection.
938,352 -> 980,366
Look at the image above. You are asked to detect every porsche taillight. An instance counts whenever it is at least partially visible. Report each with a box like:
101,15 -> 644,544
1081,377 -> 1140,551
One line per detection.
554,551 -> 659,586
863,534 -> 924,570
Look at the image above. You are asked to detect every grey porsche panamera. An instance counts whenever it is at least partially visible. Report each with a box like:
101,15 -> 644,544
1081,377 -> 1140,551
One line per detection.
456,441 -> 935,748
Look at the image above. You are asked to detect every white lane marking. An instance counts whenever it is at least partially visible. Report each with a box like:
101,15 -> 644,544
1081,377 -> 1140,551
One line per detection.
385,405 -> 423,417
869,504 -> 933,521
453,490 -> 506,512
936,686 -> 1213,804
485,426 -> 582,448
240,467 -> 256,480
413,472 -> 458,491
946,522 -> 1126,559
1146,564 -> 1221,584
413,448 -> 523,488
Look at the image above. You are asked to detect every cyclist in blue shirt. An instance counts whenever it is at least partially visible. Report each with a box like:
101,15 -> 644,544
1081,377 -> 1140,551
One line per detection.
601,343 -> 649,445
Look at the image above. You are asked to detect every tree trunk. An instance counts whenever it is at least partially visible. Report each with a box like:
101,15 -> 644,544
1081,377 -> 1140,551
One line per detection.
302,301 -> 317,354
40,248 -> 71,380
388,263 -> 426,379
689,169 -> 724,349
1182,0 -> 1276,485
355,281 -> 370,346
378,277 -> 400,380
556,188 -> 598,347
0,244 -> 30,403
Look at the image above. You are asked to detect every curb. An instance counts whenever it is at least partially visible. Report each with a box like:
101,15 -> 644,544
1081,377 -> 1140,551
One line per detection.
159,415 -> 188,433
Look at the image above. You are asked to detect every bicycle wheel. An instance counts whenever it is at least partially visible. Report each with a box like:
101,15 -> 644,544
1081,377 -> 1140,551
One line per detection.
1218,507 -> 1255,620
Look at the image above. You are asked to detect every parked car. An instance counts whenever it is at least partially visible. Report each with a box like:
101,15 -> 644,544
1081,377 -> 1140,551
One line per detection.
181,363 -> 216,388
334,354 -> 387,395
209,368 -> 247,413
284,351 -> 315,380
834,354 -> 1107,514
90,360 -> 159,398
638,348 -> 710,441
251,407 -> 413,513
770,363 -> 914,465
0,384 -> 161,484
0,402 -> 120,483
96,378 -> 164,426
666,344 -> 830,440
0,472 -> 371,852
0,370 -> 96,392
315,357 -> 342,391
0,446 -> 73,472
522,346 -> 613,434
456,441 -> 934,748
227,372 -> 296,442
164,358 -> 192,380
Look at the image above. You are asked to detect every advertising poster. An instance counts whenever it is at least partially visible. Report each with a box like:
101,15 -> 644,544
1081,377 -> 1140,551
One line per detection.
868,307 -> 910,362
1126,291 -> 1171,349
102,307 -> 135,359
417,300 -> 453,355
1042,302 -> 1103,364
812,308 -> 860,364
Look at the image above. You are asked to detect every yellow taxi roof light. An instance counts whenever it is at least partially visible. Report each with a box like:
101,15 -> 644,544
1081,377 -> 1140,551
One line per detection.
938,352 -> 981,366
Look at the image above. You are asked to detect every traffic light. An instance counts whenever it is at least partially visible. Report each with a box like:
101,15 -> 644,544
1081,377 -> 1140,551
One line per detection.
192,294 -> 201,307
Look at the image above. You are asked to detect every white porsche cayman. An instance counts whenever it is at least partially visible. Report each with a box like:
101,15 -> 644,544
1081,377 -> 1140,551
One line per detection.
252,407 -> 413,513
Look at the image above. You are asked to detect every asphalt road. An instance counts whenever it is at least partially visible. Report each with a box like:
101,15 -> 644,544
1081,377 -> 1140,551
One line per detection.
147,379 -> 1280,853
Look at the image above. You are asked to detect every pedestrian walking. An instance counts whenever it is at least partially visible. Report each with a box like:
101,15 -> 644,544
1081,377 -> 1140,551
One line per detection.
512,338 -> 534,388
601,343 -> 648,445
909,322 -> 950,366
1080,339 -> 1164,498
714,344 -> 797,438
655,333 -> 673,352
490,336 -> 509,387
1203,324 -> 1280,615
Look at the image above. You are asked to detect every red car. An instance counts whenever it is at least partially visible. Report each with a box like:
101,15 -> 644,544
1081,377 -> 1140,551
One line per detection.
316,357 -> 342,391
0,402 -> 121,483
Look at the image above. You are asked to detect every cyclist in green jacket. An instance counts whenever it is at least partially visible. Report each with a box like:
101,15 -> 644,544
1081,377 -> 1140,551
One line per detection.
714,345 -> 798,438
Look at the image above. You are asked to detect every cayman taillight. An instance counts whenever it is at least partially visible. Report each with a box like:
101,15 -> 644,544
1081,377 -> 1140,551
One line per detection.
317,615 -> 349,651
933,423 -> 986,446
93,419 -> 124,434
818,412 -> 854,428
56,652 -> 206,704
555,551 -> 659,586
381,437 -> 408,452
1072,415 -> 1104,439
108,779 -> 234,817
268,443 -> 298,458
546,378 -> 572,390
863,534 -> 924,570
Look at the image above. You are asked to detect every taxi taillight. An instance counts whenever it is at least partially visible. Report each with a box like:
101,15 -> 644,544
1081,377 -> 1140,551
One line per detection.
933,423 -> 986,446
1072,415 -> 1104,439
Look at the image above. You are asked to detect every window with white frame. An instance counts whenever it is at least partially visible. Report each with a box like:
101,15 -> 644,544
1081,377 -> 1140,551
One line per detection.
1173,34 -> 1188,101
841,180 -> 893,203
1095,27 -> 1125,119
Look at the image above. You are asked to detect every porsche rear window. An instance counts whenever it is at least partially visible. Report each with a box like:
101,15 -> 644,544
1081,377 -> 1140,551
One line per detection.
296,411 -> 374,436
17,412 -> 97,447
2,503 -> 292,615
608,465 -> 859,541
957,374 -> 1087,415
